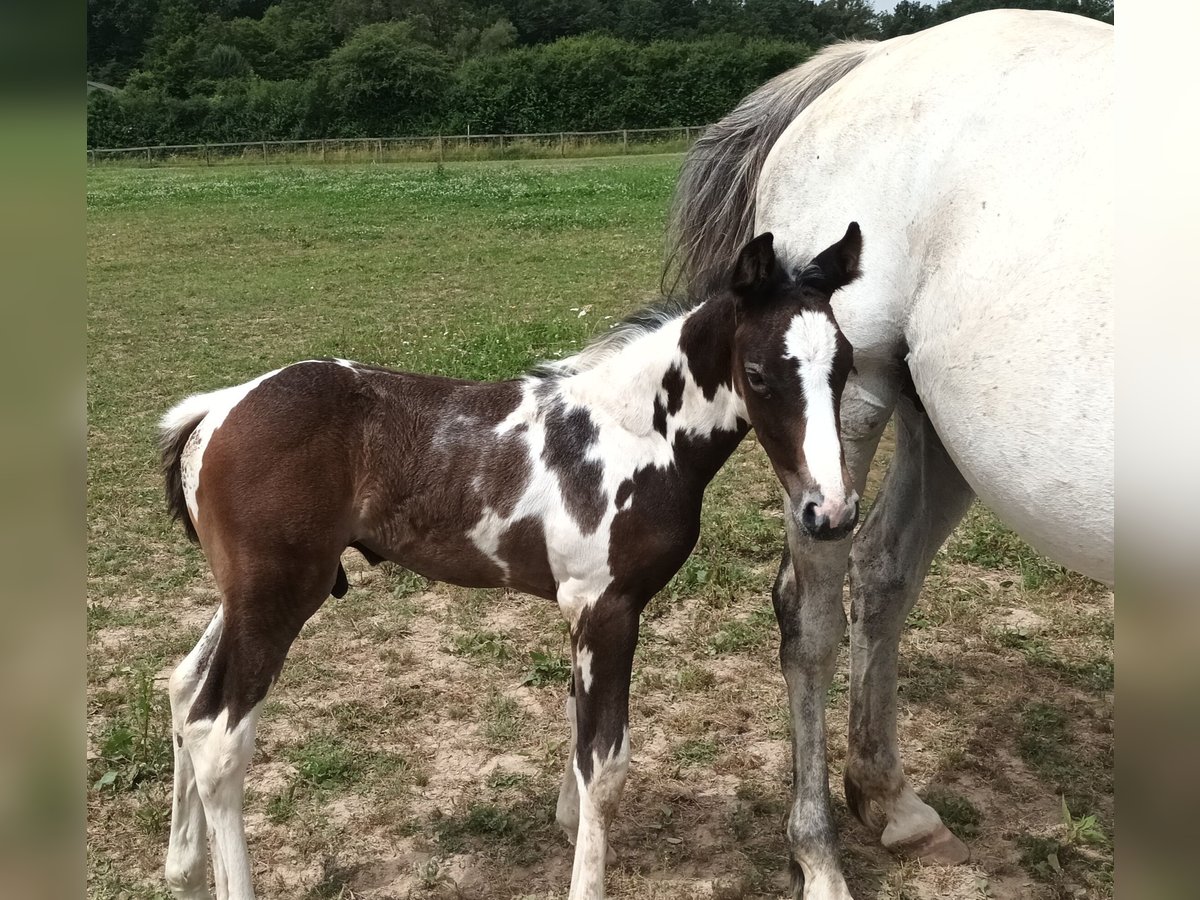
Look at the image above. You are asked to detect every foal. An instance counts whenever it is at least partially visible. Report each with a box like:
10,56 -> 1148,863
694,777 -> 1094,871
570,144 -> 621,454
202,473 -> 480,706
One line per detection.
160,227 -> 862,900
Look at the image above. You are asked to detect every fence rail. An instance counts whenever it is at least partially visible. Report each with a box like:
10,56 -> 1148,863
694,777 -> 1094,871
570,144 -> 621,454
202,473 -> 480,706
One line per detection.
86,126 -> 709,167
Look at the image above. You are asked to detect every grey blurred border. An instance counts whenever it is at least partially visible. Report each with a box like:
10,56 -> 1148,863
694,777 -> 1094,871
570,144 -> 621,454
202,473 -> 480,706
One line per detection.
0,0 -> 85,896
1117,3 -> 1200,899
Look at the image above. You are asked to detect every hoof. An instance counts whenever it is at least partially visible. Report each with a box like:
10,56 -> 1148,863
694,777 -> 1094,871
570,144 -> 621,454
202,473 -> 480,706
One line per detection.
887,823 -> 971,866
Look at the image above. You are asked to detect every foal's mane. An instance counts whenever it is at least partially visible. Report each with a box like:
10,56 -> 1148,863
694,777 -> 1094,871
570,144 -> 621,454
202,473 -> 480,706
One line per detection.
529,293 -> 700,379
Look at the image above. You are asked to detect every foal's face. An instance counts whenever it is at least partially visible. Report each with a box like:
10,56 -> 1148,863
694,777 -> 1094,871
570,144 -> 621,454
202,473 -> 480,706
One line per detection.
729,228 -> 861,541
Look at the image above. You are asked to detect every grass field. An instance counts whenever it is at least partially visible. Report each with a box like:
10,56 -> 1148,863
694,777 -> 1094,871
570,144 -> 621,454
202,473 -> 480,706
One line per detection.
87,156 -> 1113,900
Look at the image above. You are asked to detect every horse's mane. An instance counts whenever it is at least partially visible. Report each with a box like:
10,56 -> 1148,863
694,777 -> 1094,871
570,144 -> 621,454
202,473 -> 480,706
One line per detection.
529,293 -> 697,379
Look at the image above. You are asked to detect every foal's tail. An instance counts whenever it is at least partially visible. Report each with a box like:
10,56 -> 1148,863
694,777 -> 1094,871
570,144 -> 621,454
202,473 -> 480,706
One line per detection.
665,40 -> 875,298
159,393 -> 213,543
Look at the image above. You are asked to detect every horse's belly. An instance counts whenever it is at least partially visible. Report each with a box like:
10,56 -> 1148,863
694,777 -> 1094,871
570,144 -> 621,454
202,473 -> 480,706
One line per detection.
907,293 -> 1113,584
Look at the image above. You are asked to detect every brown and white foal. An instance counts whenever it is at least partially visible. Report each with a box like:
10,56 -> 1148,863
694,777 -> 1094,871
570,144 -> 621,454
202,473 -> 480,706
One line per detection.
160,227 -> 862,900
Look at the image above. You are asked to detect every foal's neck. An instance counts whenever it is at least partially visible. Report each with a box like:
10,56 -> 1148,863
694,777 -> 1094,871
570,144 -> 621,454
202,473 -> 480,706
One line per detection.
552,299 -> 747,451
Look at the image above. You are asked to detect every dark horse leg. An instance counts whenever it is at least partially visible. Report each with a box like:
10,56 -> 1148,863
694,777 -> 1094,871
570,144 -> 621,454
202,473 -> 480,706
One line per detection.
563,595 -> 641,900
772,366 -> 896,899
165,546 -> 342,900
843,392 -> 974,863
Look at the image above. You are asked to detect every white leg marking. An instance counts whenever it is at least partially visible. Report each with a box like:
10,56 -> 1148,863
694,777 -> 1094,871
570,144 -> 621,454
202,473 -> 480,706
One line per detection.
184,702 -> 263,900
568,729 -> 630,900
575,646 -> 595,694
556,694 -> 580,841
165,610 -> 223,900
785,311 -> 846,506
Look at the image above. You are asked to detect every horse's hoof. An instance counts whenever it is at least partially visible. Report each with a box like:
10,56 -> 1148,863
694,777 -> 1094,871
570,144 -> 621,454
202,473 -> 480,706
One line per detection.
887,823 -> 971,865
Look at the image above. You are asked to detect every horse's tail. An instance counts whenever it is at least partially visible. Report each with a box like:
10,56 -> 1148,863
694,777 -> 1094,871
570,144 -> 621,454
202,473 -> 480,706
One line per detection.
665,40 -> 875,298
159,393 -> 214,543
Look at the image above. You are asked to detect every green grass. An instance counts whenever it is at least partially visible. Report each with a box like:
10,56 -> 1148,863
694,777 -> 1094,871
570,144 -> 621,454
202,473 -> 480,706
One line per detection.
673,737 -> 719,767
88,667 -> 173,795
449,629 -> 514,662
947,504 -> 1071,590
521,649 -> 572,687
483,693 -> 525,746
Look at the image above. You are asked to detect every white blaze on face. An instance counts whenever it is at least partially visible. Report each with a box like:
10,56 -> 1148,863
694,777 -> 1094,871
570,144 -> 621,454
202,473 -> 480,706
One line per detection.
784,310 -> 845,505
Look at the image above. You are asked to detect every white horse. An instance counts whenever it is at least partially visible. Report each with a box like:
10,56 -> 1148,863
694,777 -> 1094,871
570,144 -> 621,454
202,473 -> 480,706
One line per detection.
667,10 -> 1112,899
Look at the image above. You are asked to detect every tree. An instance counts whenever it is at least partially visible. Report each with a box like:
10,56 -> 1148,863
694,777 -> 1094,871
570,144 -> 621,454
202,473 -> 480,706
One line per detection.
323,21 -> 452,135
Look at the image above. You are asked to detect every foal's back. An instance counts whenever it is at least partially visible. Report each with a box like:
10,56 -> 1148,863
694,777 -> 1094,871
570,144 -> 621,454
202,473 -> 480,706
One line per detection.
178,360 -> 528,596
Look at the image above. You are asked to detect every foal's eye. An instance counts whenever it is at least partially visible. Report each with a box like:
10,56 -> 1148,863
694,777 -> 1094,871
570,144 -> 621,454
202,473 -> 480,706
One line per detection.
744,363 -> 770,396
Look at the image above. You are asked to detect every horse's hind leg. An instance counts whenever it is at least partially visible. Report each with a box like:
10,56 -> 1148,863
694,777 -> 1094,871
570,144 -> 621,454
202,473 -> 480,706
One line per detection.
174,559 -> 338,900
843,393 -> 974,865
166,609 -> 224,899
556,675 -> 580,841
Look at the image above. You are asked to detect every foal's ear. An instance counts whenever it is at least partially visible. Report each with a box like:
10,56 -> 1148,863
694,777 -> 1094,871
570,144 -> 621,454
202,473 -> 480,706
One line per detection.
730,232 -> 784,300
799,222 -> 862,297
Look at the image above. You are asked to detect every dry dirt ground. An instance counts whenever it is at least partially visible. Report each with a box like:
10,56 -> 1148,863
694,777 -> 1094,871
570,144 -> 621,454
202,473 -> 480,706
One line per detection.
87,429 -> 1113,900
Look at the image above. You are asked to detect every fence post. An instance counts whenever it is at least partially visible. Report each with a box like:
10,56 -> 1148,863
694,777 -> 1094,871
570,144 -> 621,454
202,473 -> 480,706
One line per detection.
377,139 -> 382,163
204,144 -> 210,166
437,135 -> 444,163
499,134 -> 504,154
88,149 -> 94,166
560,132 -> 565,157
622,129 -> 628,154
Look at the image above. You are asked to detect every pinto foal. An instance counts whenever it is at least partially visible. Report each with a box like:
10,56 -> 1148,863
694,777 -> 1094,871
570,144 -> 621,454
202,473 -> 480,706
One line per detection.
160,228 -> 862,900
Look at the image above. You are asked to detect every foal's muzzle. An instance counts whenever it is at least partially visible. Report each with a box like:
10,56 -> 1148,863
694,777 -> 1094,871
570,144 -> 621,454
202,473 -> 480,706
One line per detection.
797,490 -> 859,541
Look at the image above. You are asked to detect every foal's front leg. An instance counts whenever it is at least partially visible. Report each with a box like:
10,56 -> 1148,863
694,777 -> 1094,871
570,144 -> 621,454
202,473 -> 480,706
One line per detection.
561,595 -> 641,900
774,367 -> 896,899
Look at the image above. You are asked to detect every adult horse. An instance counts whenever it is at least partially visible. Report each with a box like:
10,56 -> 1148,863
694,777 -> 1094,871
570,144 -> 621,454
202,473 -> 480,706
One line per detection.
667,10 -> 1112,899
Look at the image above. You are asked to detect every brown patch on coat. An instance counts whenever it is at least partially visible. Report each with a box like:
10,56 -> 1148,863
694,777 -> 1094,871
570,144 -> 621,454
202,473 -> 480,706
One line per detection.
497,516 -> 557,600
679,301 -> 736,400
541,398 -> 607,534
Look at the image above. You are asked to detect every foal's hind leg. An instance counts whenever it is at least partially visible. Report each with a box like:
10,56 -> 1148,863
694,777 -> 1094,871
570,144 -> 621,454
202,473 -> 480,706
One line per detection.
176,562 -> 338,900
166,609 -> 224,899
561,594 -> 641,900
843,394 -> 974,864
556,675 -> 580,840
